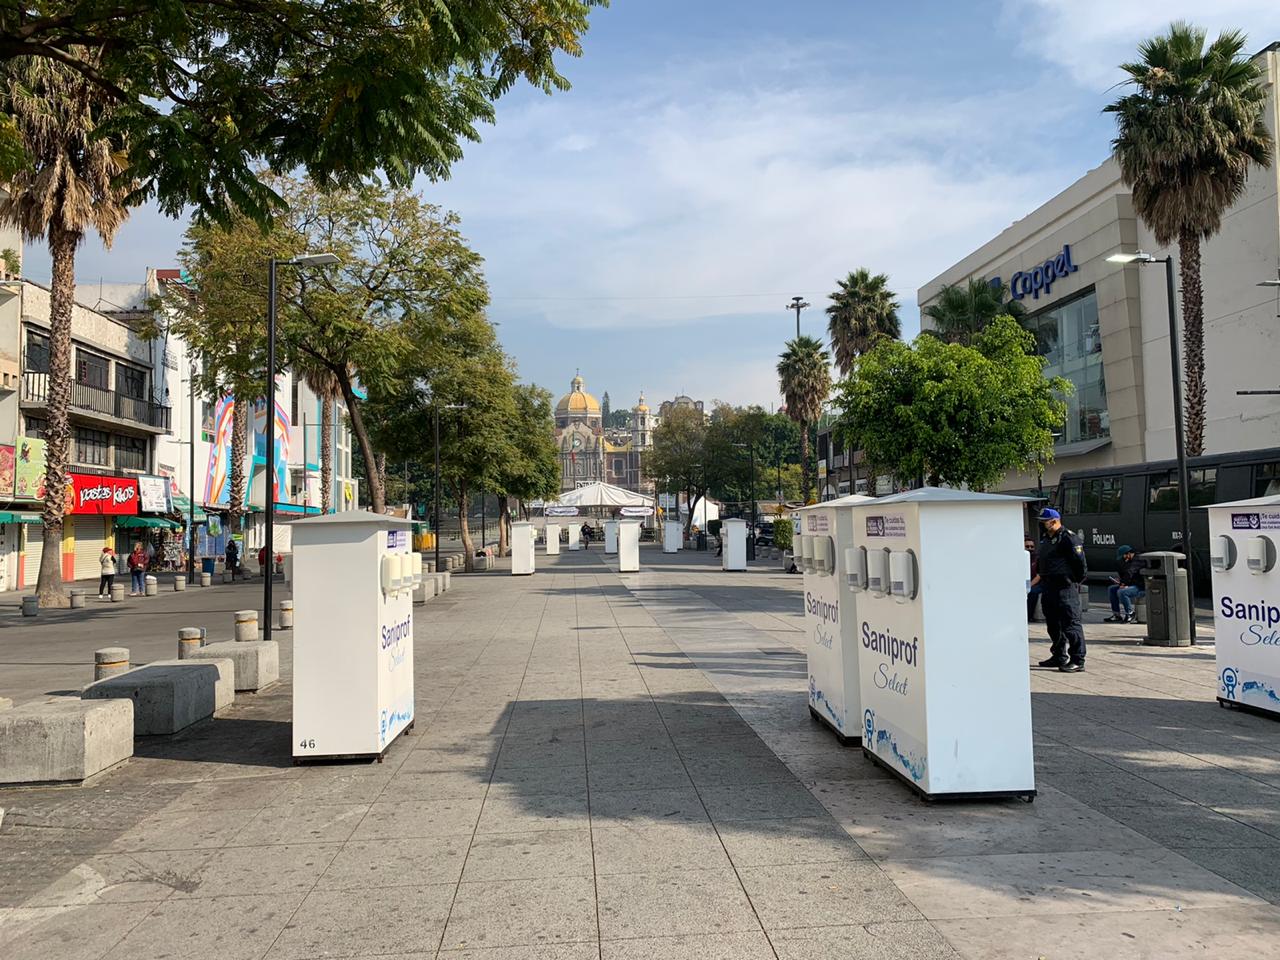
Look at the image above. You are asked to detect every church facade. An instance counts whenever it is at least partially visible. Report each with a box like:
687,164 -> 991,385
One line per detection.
554,375 -> 655,496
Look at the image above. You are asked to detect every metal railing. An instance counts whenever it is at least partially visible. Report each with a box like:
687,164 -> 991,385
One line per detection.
22,371 -> 171,430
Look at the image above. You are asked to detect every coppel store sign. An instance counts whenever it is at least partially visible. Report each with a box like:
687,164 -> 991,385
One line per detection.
996,244 -> 1079,301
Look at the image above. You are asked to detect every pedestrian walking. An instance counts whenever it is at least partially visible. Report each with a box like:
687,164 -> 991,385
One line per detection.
98,546 -> 116,599
1106,545 -> 1146,623
225,539 -> 240,581
1035,508 -> 1087,672
127,542 -> 147,596
1025,535 -> 1041,622
580,522 -> 592,550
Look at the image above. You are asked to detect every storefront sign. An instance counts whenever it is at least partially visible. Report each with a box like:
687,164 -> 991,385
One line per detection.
0,444 -> 13,498
14,436 -> 46,501
138,475 -> 171,513
69,474 -> 139,515
1009,244 -> 1078,301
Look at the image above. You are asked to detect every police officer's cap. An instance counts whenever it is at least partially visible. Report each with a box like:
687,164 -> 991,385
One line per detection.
1038,507 -> 1061,522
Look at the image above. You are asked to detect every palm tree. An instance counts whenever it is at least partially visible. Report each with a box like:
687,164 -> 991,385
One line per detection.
777,336 -> 832,504
826,269 -> 900,376
296,362 -> 342,512
0,55 -> 133,606
1107,22 -> 1272,456
922,277 -> 1025,345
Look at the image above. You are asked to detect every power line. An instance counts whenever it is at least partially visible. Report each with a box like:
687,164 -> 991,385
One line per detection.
488,291 -> 826,302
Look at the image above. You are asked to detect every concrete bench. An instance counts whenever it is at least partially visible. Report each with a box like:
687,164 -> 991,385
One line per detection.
414,578 -> 437,604
0,698 -> 133,784
186,641 -> 278,692
82,659 -> 234,736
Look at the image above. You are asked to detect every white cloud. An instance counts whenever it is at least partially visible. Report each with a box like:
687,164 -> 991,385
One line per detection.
1005,0 -> 1280,89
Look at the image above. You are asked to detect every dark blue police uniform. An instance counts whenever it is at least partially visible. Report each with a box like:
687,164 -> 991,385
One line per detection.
1037,527 -> 1087,667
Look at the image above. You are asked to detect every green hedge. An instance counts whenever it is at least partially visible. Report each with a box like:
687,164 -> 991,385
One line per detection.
773,518 -> 793,551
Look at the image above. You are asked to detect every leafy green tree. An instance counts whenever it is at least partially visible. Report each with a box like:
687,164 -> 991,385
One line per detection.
777,335 -> 831,504
1,1 -> 604,223
0,54 -> 134,606
492,384 -> 560,554
1107,22 -> 1272,456
922,277 -> 1025,346
826,268 -> 900,376
834,316 -> 1068,490
605,407 -> 632,430
645,405 -> 707,534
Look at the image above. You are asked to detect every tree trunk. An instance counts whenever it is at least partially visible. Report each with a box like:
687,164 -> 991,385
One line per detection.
229,395 -> 248,530
36,225 -> 78,607
799,420 -> 812,504
375,452 -> 387,507
498,497 -> 511,556
1178,230 -> 1205,458
457,481 -> 474,572
336,368 -> 384,512
320,392 -> 333,513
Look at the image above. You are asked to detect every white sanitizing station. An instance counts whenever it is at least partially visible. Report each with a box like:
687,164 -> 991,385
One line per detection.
663,520 -> 683,553
794,495 -> 874,744
567,523 -> 581,551
545,522 -> 561,555
510,521 -> 536,576
850,489 -> 1035,801
604,520 -> 618,554
721,518 -> 748,571
291,510 -> 418,762
1207,495 -> 1280,717
618,520 -> 641,572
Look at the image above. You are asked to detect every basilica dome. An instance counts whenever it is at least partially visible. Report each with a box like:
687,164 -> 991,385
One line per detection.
555,374 -> 602,421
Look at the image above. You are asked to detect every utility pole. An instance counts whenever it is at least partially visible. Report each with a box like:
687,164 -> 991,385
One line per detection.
787,296 -> 810,339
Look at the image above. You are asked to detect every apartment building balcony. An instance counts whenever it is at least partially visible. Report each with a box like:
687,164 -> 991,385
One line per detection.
20,371 -> 171,433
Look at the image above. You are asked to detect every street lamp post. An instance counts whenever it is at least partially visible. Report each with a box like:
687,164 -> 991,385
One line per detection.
734,441 -> 757,562
1107,251 -> 1196,645
786,296 -> 810,339
433,404 -> 441,573
264,252 -> 339,646
187,355 -> 196,583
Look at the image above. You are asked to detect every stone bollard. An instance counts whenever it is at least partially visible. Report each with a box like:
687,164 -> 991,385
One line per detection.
177,627 -> 203,659
69,590 -> 86,609
234,609 -> 259,642
174,575 -> 186,592
144,575 -> 158,597
95,647 -> 130,680
109,583 -> 126,602
425,558 -> 435,573
278,599 -> 293,630
200,572 -> 212,587
222,570 -> 232,584
21,595 -> 38,617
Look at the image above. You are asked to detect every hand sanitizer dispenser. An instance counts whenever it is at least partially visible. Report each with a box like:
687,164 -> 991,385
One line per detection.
1210,535 -> 1237,572
845,546 -> 867,591
889,549 -> 918,603
1248,536 -> 1277,575
866,547 -> 889,596
381,553 -> 400,595
813,536 -> 834,576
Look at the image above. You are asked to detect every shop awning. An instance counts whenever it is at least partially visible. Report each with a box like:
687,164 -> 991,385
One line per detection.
171,495 -> 208,523
116,516 -> 182,530
0,511 -> 41,524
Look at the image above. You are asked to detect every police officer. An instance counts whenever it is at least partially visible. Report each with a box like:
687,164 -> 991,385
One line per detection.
1035,507 -> 1087,672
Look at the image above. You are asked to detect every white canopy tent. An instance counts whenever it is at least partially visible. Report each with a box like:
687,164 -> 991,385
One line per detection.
550,482 -> 655,509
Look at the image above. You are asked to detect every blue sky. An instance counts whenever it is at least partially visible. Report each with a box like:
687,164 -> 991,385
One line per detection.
25,0 -> 1280,412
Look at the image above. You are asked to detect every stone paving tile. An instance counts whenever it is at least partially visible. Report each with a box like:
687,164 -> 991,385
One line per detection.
770,921 -> 963,960
587,758 -> 692,792
106,892 -> 304,960
265,883 -> 455,959
599,931 -> 776,959
591,820 -> 731,876
317,836 -> 469,890
698,781 -> 829,822
589,787 -> 710,825
715,816 -> 871,868
17,850 -> 209,906
352,797 -> 486,840
169,842 -> 341,898
232,800 -> 369,846
475,791 -> 590,834
488,763 -> 588,796
739,860 -> 923,930
0,902 -> 157,960
462,828 -> 596,882
881,849 -> 1264,920
105,807 -> 254,853
597,868 -> 761,940
440,945 -> 598,959
441,876 -> 598,951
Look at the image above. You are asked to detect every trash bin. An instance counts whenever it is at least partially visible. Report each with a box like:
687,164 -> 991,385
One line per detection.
202,557 -> 216,575
1139,551 -> 1191,647
696,532 -> 707,551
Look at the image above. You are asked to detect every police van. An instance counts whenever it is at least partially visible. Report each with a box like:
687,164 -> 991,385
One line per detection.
1055,447 -> 1280,591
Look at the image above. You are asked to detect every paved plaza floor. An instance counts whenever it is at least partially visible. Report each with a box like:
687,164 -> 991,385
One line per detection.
2,545 -> 1280,959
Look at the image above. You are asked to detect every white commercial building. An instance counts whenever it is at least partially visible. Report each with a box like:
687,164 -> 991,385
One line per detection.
918,42 -> 1280,497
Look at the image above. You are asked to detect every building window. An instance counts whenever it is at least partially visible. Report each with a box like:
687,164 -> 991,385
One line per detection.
1256,463 -> 1280,498
24,416 -> 48,439
75,349 -> 110,390
113,435 -> 147,472
116,364 -> 146,400
74,427 -> 110,466
25,329 -> 49,373
1080,477 -> 1122,513
1149,467 -> 1217,511
1025,290 -> 1108,447
1060,481 -> 1080,516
